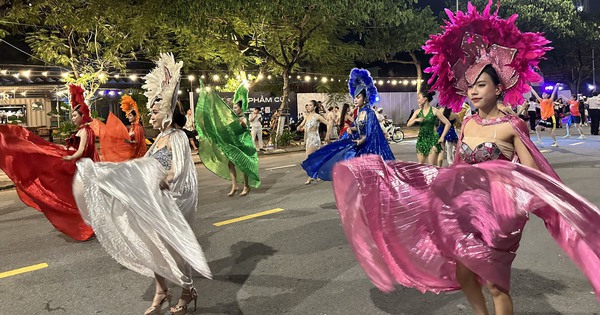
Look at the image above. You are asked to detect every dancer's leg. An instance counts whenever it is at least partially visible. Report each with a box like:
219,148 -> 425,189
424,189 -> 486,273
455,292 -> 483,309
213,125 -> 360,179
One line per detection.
456,262 -> 489,315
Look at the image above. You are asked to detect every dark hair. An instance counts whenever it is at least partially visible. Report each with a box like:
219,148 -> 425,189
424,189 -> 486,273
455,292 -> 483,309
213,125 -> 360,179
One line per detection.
339,103 -> 350,129
334,106 -> 339,109
236,100 -> 243,108
72,105 -> 83,116
254,107 -> 261,111
172,102 -> 186,128
593,91 -> 599,97
419,90 -> 436,103
443,107 -> 452,119
529,96 -> 536,102
309,100 -> 320,114
358,89 -> 367,100
327,106 -> 333,111
481,65 -> 501,86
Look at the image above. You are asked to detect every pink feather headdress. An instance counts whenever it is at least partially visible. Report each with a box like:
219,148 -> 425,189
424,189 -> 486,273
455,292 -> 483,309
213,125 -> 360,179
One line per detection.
423,0 -> 552,112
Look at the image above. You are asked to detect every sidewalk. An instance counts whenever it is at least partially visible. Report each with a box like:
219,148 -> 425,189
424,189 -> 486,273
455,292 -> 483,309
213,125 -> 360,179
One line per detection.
0,127 -> 420,191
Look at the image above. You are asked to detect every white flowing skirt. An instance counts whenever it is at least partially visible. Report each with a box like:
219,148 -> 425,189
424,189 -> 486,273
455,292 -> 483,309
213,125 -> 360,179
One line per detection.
73,158 -> 212,286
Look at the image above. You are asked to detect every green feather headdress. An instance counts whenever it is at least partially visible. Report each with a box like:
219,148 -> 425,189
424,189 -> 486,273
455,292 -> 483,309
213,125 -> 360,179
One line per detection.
233,83 -> 249,112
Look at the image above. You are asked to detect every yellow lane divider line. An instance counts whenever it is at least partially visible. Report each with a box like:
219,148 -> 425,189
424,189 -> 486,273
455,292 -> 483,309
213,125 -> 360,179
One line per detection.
213,208 -> 284,227
570,142 -> 585,146
0,263 -> 48,279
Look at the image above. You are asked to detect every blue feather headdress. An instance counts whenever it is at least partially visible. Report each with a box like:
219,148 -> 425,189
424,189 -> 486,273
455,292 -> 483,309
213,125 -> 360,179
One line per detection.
348,68 -> 379,106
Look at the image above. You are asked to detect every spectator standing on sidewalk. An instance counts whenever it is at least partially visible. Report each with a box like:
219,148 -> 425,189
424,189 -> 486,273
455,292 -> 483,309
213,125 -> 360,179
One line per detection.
588,91 -> 600,135
249,107 -> 263,150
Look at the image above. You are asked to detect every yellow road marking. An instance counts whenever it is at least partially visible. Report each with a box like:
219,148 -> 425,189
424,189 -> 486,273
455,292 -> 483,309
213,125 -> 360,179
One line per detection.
570,142 -> 585,146
540,150 -> 551,153
213,208 -> 284,226
0,263 -> 48,279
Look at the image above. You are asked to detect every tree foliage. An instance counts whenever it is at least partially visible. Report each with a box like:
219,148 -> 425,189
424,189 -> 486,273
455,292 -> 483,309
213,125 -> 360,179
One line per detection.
469,0 -> 600,93
360,6 -> 439,93
4,0 -> 155,95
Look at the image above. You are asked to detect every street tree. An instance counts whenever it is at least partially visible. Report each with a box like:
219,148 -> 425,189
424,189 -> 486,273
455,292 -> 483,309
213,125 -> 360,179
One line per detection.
360,6 -> 439,94
469,0 -> 600,94
4,0 -> 153,96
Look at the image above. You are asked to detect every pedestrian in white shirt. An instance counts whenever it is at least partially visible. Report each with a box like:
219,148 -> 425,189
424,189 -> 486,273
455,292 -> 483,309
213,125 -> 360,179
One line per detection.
587,92 -> 600,135
249,107 -> 263,149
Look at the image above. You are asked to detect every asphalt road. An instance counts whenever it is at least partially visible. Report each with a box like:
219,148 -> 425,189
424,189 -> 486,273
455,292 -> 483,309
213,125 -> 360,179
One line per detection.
1,128 -> 600,314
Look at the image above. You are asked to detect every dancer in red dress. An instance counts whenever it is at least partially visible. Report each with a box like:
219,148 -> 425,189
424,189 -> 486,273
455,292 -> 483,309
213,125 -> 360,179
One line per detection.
0,84 -> 97,240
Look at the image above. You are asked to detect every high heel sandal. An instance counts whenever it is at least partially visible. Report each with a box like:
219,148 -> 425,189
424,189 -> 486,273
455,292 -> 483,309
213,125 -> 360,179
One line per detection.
240,187 -> 250,196
144,290 -> 172,315
227,187 -> 238,197
304,178 -> 314,185
169,287 -> 197,315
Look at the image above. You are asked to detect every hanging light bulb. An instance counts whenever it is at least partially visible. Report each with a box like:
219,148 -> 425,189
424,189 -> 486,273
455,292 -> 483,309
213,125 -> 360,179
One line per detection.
321,77 -> 328,83
304,75 -> 311,82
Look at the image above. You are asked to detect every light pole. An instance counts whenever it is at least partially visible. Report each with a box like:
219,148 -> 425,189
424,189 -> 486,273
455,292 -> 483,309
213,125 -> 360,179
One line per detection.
188,75 -> 195,116
456,0 -> 459,11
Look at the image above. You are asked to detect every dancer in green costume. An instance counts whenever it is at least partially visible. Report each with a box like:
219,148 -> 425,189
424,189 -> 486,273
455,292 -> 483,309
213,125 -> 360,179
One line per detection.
195,83 -> 260,196
407,90 -> 452,165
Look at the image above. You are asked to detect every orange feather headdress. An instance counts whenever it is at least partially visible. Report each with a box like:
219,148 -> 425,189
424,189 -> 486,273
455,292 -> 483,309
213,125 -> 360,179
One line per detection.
120,95 -> 140,123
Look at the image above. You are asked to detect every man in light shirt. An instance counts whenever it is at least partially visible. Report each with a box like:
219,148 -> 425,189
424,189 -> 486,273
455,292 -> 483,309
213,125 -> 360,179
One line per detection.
587,92 -> 600,135
250,107 -> 263,150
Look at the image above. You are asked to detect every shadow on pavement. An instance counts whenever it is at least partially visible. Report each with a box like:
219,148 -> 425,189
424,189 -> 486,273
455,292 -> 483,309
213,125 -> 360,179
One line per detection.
369,268 -> 567,314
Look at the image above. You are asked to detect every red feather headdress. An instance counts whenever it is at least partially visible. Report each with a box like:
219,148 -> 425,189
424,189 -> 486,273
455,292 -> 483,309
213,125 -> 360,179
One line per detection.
69,84 -> 92,123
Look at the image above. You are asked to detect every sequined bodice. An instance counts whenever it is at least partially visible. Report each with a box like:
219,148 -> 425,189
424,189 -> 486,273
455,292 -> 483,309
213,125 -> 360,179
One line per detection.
306,114 -> 319,130
419,108 -> 437,129
458,142 -> 506,164
151,146 -> 172,170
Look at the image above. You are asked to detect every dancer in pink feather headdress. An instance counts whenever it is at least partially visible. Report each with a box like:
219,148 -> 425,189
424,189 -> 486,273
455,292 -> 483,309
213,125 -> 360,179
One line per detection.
331,1 -> 600,314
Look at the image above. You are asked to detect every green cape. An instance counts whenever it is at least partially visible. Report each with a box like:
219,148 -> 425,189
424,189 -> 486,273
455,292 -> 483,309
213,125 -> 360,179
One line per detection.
195,88 -> 260,188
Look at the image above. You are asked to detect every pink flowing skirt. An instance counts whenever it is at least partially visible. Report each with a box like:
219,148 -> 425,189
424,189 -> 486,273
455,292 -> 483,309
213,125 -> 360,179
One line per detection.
332,155 -> 600,300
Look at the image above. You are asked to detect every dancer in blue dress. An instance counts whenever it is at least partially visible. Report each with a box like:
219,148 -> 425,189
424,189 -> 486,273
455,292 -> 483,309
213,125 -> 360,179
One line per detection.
301,68 -> 395,181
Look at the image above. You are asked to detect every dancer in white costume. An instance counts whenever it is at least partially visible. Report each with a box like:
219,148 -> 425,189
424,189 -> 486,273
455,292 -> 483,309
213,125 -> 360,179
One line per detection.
73,53 -> 211,315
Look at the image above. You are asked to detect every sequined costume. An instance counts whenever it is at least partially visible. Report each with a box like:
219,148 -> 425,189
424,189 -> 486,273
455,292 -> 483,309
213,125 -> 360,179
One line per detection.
304,114 -> 321,149
437,119 -> 458,143
416,108 -> 442,155
301,106 -> 395,181
72,53 -> 212,286
332,114 -> 600,300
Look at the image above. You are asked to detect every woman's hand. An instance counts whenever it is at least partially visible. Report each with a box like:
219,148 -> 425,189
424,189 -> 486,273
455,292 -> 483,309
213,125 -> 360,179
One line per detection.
437,138 -> 444,144
62,155 -> 75,161
160,172 -> 174,190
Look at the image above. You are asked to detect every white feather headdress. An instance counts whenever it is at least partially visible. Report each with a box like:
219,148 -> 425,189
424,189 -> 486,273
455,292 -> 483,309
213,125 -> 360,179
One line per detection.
142,53 -> 183,128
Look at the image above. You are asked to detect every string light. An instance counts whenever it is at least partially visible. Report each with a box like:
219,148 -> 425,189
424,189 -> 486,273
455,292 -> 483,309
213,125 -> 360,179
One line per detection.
114,74 -> 120,79
42,71 -> 48,77
321,77 -> 328,83
21,70 -> 31,78
98,72 -> 106,80
212,74 -> 220,81
267,75 -> 272,80
304,75 -> 311,82
188,75 -> 195,81
61,72 -> 69,78
0,70 -> 7,75
129,74 -> 138,81
195,88 -> 201,93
